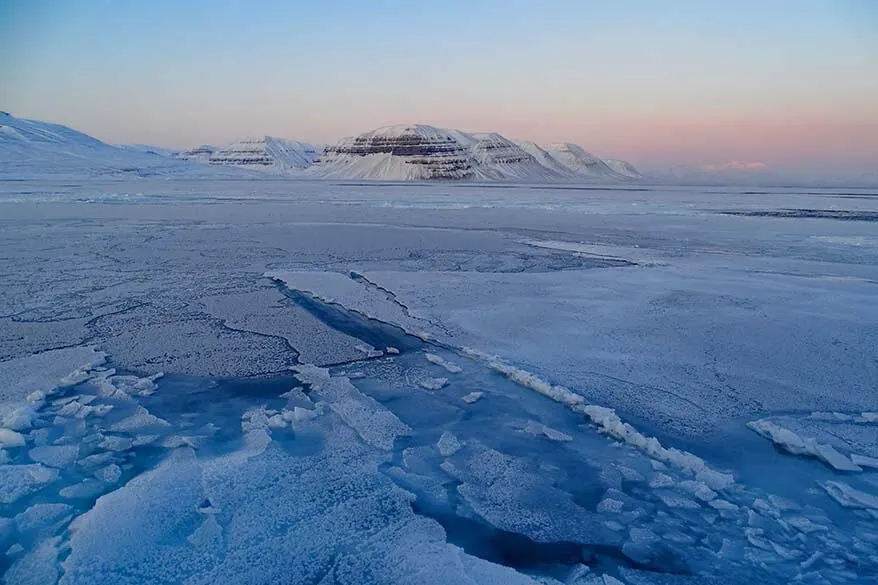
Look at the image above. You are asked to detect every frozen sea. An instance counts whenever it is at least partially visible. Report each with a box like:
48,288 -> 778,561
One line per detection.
0,178 -> 876,584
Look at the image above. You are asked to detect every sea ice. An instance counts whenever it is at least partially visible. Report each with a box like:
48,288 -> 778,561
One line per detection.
28,445 -> 79,468
59,479 -> 106,500
109,406 -> 171,433
94,464 -> 122,484
293,364 -> 411,450
437,431 -> 462,457
465,349 -> 735,490
0,428 -> 26,448
418,377 -> 449,391
0,464 -> 59,504
462,391 -> 483,404
14,503 -> 73,535
4,537 -> 61,585
99,435 -> 133,452
424,353 -> 463,373
851,454 -> 878,469
524,420 -> 573,441
747,419 -> 862,472
822,481 -> 878,510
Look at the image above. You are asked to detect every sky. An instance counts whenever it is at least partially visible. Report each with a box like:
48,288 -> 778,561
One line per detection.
1,0 -> 876,173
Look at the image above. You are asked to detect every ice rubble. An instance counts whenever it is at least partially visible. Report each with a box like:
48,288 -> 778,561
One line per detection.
462,347 -> 735,491
747,419 -> 863,472
293,364 -> 411,450
0,347 -> 106,431
425,353 -> 463,374
2,345 -> 875,583
0,464 -> 59,504
821,481 -> 878,510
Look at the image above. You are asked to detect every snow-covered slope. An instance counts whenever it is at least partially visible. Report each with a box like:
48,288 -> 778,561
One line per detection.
544,143 -> 627,180
311,125 -> 478,180
461,133 -> 563,181
207,136 -> 321,173
116,143 -> 178,157
176,145 -> 215,163
603,158 -> 643,179
513,140 -> 578,177
0,112 -> 245,179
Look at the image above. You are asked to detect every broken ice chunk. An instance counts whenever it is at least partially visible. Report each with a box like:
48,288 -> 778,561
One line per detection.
424,353 -> 462,374
747,419 -> 862,471
109,406 -> 171,434
2,405 -> 36,432
267,414 -> 287,429
597,498 -> 625,514
99,435 -> 133,452
822,480 -> 878,509
354,344 -> 383,358
0,428 -> 26,448
283,406 -> 318,424
28,445 -> 79,468
462,392 -> 483,404
0,464 -> 59,504
94,464 -> 122,484
14,503 -> 73,535
523,420 -> 573,442
418,377 -> 448,391
59,479 -> 106,500
852,454 -> 878,469
437,431 -> 462,457
655,490 -> 700,509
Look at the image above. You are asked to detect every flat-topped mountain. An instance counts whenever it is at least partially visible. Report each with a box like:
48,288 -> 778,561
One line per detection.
310,124 -> 639,181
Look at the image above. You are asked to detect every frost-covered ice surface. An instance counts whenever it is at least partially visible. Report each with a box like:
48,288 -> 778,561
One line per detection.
1,178 -> 877,584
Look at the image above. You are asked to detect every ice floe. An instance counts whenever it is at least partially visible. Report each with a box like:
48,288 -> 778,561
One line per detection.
425,352 -> 463,373
418,377 -> 449,391
747,419 -> 862,472
462,391 -> 484,404
821,481 -> 878,510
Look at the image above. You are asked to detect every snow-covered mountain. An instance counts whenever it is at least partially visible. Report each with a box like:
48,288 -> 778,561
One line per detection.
206,136 -> 320,173
1,112 -> 644,183
513,140 -> 579,178
459,133 -> 562,181
542,143 -> 626,180
176,145 -> 215,163
115,143 -> 179,157
603,158 -> 644,179
0,112 -> 246,179
311,124 -> 639,182
310,125 -> 478,180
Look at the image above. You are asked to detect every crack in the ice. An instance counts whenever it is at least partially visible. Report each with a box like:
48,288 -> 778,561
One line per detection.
347,270 -> 454,337
215,318 -> 302,363
272,281 -> 427,354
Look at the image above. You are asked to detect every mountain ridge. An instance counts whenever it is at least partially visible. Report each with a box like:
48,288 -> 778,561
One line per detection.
310,124 -> 640,182
2,113 -> 646,182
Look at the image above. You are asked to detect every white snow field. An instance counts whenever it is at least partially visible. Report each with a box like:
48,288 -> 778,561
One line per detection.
0,177 -> 877,585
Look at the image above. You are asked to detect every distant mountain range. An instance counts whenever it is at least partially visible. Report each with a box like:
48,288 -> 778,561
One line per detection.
3,112 -> 873,186
0,111 -> 249,179
177,137 -> 321,172
0,113 -> 641,182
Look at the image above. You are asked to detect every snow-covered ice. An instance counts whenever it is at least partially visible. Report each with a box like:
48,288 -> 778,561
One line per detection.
1,176 -> 876,584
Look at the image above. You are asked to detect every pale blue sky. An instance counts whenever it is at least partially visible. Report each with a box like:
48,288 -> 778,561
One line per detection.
1,0 -> 876,170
